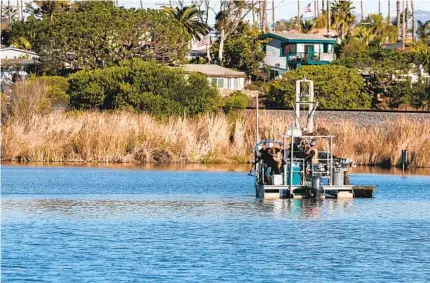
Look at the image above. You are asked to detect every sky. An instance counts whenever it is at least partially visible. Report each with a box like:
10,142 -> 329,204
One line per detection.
118,0 -> 430,25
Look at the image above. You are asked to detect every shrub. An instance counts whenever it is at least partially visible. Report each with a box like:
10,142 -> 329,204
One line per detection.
224,91 -> 249,113
68,59 -> 219,117
36,76 -> 69,104
264,65 -> 371,109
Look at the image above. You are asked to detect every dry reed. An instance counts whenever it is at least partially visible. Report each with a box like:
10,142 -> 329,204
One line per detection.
2,111 -> 430,167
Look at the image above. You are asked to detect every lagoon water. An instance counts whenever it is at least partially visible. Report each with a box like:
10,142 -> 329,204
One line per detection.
2,165 -> 430,282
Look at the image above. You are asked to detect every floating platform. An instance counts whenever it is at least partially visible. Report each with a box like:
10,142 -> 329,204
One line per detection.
257,184 -> 375,200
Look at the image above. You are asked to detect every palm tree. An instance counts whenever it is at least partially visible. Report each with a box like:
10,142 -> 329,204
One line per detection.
10,36 -> 31,50
355,14 -> 397,45
331,0 -> 355,39
162,5 -> 210,42
33,0 -> 71,24
416,20 -> 430,41
301,19 -> 314,34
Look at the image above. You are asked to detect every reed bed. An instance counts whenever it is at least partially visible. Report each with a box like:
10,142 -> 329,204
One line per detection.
2,111 -> 430,167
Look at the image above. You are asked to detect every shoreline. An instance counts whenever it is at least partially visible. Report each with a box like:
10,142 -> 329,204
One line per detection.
3,161 -> 430,176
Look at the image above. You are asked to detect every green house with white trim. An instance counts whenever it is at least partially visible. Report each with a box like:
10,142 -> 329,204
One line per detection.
260,33 -> 337,77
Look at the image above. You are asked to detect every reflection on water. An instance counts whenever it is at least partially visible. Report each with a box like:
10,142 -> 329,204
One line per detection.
3,161 -> 430,175
2,165 -> 430,282
3,197 -> 358,221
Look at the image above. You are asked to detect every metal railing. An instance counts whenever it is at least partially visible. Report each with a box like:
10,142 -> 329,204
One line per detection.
287,52 -> 335,64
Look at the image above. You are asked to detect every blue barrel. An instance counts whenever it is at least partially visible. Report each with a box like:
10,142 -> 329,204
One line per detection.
285,162 -> 301,185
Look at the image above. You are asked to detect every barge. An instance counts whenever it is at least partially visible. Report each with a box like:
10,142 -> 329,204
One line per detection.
253,78 -> 375,200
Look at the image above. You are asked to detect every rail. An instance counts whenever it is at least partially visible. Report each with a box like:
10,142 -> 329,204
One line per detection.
286,52 -> 335,63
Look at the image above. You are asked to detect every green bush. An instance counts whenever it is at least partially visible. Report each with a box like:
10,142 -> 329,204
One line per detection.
223,91 -> 249,113
68,59 -> 219,116
265,65 -> 371,109
28,75 -> 69,105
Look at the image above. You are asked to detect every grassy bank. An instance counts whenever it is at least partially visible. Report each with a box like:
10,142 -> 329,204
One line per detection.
2,111 -> 429,167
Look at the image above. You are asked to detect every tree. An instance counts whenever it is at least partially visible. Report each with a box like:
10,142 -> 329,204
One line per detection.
300,19 -> 314,34
1,0 -> 18,24
264,65 -> 371,109
162,4 -> 210,42
215,1 -> 255,65
7,2 -> 190,72
416,20 -> 430,41
211,21 -> 266,77
29,0 -> 73,24
68,59 -> 218,117
331,0 -> 356,40
275,18 -> 298,32
354,14 -> 397,45
334,47 -> 418,107
314,11 -> 327,29
10,36 -> 31,49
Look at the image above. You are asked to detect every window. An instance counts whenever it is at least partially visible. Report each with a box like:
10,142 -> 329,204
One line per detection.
323,44 -> 329,53
211,78 -> 225,88
282,44 -> 296,56
233,78 -> 239,90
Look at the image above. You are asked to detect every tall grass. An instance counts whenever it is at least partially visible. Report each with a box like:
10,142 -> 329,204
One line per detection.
2,111 -> 430,167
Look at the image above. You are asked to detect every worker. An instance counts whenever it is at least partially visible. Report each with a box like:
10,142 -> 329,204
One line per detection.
248,144 -> 263,175
306,140 -> 319,176
306,140 -> 319,164
261,142 -> 276,183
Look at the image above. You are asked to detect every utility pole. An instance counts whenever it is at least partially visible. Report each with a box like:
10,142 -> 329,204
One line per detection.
361,0 -> 364,20
8,0 -> 11,24
263,0 -> 268,32
259,0 -> 267,32
378,0 -> 381,15
316,0 -> 319,16
297,0 -> 300,32
16,0 -> 19,21
272,0 -> 275,31
251,0 -> 255,29
411,0 -> 416,41
402,0 -> 405,49
140,0 -> 143,9
388,0 -> 391,23
314,0 -> 316,19
397,0 -> 401,41
405,0 -> 409,40
327,0 -> 331,35
322,0 -> 324,11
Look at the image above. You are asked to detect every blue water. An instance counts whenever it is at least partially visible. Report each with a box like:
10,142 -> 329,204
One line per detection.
2,165 -> 430,282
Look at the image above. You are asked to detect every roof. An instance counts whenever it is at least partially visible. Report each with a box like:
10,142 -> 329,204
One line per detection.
0,46 -> 38,56
382,42 -> 403,49
184,64 -> 246,78
260,32 -> 337,43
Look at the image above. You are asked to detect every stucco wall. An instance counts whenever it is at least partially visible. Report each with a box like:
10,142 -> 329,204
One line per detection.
265,39 -> 287,69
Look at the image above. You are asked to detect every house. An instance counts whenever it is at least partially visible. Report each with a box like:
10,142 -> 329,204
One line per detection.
260,32 -> 337,77
184,64 -> 246,91
1,46 -> 41,92
0,46 -> 39,61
